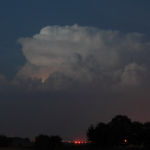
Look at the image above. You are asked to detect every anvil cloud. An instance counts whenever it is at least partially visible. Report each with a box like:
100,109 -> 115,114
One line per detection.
0,24 -> 150,93
9,24 -> 148,93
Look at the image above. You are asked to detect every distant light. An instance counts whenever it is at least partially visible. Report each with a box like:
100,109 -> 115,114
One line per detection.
124,139 -> 127,143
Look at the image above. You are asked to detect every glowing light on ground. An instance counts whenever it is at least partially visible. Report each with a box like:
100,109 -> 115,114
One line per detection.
62,141 -> 88,144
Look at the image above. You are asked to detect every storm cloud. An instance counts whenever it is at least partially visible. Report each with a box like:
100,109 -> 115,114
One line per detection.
6,24 -> 148,93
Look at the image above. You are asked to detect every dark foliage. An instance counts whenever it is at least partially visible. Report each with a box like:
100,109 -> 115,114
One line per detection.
12,137 -> 24,141
0,134 -> 13,147
107,115 -> 131,147
24,137 -> 30,142
87,115 -> 150,148
34,134 -> 62,150
49,135 -> 63,149
12,137 -> 30,142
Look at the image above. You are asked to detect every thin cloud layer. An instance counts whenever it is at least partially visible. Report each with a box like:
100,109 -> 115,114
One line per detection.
2,24 -> 150,92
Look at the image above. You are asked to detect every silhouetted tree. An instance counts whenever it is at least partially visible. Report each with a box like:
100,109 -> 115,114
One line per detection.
87,115 -> 132,148
24,137 -> 30,142
49,135 -> 63,149
142,122 -> 150,148
34,134 -> 62,150
130,121 -> 143,145
35,134 -> 50,150
107,115 -> 132,147
95,123 -> 108,147
13,137 -> 24,141
87,115 -> 150,148
0,135 -> 12,147
87,123 -> 109,148
7,137 -> 13,146
87,125 -> 95,146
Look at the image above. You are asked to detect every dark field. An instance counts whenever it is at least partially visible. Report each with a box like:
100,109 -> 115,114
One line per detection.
0,148 -> 148,150
0,144 -> 148,150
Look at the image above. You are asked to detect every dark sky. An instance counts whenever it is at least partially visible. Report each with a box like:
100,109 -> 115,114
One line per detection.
0,0 -> 150,141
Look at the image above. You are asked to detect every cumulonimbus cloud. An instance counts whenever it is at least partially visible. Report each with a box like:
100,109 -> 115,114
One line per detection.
7,24 -> 150,92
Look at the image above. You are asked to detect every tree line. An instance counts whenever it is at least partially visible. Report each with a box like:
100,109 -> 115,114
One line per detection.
0,134 -> 62,150
1,115 -> 150,149
34,134 -> 62,150
87,115 -> 150,148
0,135 -> 30,147
0,135 -> 13,147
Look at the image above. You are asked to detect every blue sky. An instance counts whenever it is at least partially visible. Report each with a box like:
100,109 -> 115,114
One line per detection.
1,0 -> 150,141
1,0 -> 150,80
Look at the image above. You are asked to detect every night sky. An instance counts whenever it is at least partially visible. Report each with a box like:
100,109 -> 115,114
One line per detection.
1,0 -> 150,141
